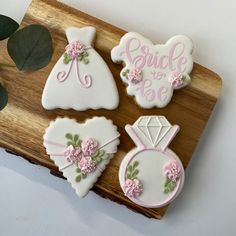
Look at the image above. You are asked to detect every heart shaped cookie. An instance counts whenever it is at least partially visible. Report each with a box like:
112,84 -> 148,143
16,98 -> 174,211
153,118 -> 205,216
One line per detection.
43,117 -> 120,197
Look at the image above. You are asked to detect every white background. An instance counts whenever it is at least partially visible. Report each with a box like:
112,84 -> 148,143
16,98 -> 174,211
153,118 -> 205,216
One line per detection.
0,0 -> 235,235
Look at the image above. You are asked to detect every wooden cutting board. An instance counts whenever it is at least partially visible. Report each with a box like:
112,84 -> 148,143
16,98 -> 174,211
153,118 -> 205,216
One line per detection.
0,0 -> 222,219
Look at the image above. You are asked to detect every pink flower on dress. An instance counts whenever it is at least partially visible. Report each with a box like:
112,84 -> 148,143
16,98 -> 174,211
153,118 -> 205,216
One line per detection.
78,156 -> 96,174
64,145 -> 83,163
168,71 -> 184,88
164,160 -> 181,182
127,68 -> 142,84
124,179 -> 143,198
81,138 -> 99,156
65,41 -> 85,60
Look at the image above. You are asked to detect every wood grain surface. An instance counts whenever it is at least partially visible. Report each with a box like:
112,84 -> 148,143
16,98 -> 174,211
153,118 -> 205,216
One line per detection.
0,0 -> 222,219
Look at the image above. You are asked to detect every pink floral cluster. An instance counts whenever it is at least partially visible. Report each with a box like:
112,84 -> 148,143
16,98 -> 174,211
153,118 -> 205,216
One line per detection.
127,68 -> 143,84
124,179 -> 143,198
65,41 -> 85,60
64,138 -> 99,174
168,71 -> 184,88
164,160 -> 181,182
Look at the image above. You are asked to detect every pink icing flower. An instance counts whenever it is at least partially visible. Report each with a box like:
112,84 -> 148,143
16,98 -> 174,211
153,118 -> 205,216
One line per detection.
124,179 -> 143,198
65,41 -> 85,59
127,68 -> 142,84
81,138 -> 99,156
168,71 -> 184,88
64,145 -> 83,163
164,160 -> 182,182
78,156 -> 96,174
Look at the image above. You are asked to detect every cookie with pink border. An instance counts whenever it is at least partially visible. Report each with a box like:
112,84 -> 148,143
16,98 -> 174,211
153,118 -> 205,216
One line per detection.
119,116 -> 184,208
111,32 -> 193,108
42,27 -> 119,111
44,117 -> 120,198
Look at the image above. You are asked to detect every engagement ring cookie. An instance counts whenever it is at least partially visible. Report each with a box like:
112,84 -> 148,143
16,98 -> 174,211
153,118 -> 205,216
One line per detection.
42,27 -> 119,111
111,32 -> 193,108
119,116 -> 184,208
44,117 -> 120,197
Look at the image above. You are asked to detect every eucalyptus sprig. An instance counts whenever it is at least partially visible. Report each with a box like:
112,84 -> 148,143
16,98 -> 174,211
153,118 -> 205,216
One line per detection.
0,14 -> 53,111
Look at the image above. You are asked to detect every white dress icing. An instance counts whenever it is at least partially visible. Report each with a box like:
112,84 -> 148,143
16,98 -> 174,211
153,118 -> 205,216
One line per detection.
42,27 -> 119,111
43,117 -> 120,198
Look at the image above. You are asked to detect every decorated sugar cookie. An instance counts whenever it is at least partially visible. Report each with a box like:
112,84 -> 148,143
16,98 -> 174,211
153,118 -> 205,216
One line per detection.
111,32 -> 193,108
42,27 -> 119,111
44,117 -> 120,197
119,116 -> 184,208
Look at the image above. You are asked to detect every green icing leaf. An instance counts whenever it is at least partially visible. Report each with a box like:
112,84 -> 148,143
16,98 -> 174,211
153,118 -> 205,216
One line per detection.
82,173 -> 86,179
63,53 -> 71,64
0,15 -> 19,40
131,169 -> 139,179
65,133 -> 73,140
67,141 -> 73,146
74,134 -> 79,142
98,149 -> 105,157
0,84 -> 8,111
133,161 -> 139,169
76,168 -> 81,173
75,175 -> 81,182
164,179 -> 177,193
126,173 -> 131,179
83,57 -> 89,64
7,24 -> 53,71
92,150 -> 99,158
101,153 -> 109,160
127,165 -> 133,174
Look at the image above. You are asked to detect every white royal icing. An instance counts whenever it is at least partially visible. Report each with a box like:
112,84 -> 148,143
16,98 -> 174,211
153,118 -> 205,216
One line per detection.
44,117 -> 120,198
111,32 -> 193,108
119,116 -> 185,208
42,27 -> 119,111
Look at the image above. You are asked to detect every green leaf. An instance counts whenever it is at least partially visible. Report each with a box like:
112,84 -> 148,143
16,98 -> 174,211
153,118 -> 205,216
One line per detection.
96,156 -> 102,164
131,169 -> 139,179
63,53 -> 71,64
75,175 -> 81,182
7,24 -> 53,71
65,133 -> 73,140
83,51 -> 88,57
0,84 -> 8,111
76,168 -> 81,173
82,173 -> 86,179
169,181 -> 176,191
133,161 -> 139,169
67,141 -> 73,146
91,150 -> 99,158
98,149 -> 105,157
0,15 -> 19,40
83,57 -> 89,64
126,173 -> 131,179
74,134 -> 79,143
127,165 -> 133,174
164,188 -> 170,194
101,154 -> 109,160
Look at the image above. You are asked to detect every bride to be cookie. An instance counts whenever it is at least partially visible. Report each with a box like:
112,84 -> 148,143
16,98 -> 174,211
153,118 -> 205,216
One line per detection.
111,32 -> 193,108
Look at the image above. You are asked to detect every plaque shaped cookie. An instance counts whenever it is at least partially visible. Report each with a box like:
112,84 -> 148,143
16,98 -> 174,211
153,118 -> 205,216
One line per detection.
119,116 -> 184,208
111,32 -> 193,108
44,117 -> 120,197
42,27 -> 119,111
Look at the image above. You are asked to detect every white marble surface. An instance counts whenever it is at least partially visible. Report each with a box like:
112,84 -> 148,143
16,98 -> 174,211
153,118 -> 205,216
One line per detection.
0,0 -> 235,235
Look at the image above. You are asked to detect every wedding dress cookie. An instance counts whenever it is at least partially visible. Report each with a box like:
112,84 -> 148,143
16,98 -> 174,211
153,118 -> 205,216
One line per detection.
44,117 -> 120,197
119,116 -> 184,208
42,27 -> 119,110
111,32 -> 193,108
